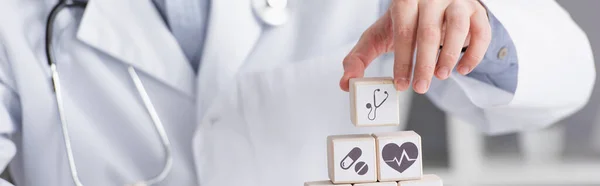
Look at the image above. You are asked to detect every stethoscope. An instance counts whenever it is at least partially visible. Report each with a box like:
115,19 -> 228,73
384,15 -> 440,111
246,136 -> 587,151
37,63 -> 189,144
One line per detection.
366,89 -> 389,121
46,0 -> 288,185
46,1 -> 172,186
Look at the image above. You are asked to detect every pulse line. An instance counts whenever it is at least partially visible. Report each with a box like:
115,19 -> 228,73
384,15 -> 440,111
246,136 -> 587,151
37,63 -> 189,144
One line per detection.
384,150 -> 417,167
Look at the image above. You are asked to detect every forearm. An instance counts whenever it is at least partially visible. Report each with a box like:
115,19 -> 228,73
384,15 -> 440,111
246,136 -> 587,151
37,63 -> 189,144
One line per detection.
428,0 -> 595,134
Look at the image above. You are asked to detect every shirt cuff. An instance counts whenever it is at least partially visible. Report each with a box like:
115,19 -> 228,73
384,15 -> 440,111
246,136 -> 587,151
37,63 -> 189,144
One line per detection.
463,3 -> 519,94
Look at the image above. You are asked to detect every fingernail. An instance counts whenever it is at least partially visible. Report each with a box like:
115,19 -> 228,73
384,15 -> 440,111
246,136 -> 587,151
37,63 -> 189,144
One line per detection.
458,65 -> 471,75
436,66 -> 451,79
394,78 -> 410,90
414,80 -> 429,94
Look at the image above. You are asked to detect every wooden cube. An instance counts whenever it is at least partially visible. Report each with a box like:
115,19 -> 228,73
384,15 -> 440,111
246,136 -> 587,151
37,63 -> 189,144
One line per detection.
398,174 -> 442,186
304,180 -> 351,186
373,131 -> 422,181
354,182 -> 398,186
327,134 -> 377,184
349,77 -> 400,127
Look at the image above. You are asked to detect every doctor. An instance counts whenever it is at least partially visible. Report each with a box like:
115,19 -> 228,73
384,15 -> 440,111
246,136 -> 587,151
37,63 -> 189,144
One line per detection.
0,0 -> 595,186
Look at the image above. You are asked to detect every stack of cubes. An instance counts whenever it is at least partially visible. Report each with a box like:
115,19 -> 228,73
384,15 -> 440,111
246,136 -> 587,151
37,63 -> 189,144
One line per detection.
305,77 -> 443,186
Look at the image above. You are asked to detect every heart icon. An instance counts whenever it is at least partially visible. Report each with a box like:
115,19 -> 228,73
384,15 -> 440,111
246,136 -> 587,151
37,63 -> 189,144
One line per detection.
381,142 -> 418,173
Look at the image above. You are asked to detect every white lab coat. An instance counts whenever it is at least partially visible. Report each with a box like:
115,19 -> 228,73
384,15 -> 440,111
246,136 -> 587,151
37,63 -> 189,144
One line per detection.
0,0 -> 594,186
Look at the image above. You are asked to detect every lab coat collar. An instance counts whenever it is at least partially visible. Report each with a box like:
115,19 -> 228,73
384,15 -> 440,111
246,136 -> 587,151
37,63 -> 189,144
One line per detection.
76,0 -> 196,98
196,0 -> 263,111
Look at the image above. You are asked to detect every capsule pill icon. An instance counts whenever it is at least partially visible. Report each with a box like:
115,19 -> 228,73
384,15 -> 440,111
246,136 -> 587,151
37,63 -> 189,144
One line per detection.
340,147 -> 362,170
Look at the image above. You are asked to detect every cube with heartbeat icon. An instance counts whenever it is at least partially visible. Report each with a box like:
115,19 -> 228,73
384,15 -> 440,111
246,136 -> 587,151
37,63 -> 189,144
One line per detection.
349,77 -> 400,127
373,131 -> 422,181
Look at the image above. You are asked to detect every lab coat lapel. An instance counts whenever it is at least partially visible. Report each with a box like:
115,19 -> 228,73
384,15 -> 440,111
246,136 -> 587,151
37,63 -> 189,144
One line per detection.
76,0 -> 195,98
197,0 -> 263,111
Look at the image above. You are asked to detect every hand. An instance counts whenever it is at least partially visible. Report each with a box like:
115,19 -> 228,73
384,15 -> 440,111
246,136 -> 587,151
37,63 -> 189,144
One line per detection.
340,0 -> 491,94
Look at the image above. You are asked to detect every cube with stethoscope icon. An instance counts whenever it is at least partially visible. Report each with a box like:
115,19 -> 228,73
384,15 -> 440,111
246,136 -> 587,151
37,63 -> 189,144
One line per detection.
349,77 -> 400,127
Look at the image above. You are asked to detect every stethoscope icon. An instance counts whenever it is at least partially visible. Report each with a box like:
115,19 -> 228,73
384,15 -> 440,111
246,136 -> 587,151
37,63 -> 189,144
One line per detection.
366,89 -> 389,120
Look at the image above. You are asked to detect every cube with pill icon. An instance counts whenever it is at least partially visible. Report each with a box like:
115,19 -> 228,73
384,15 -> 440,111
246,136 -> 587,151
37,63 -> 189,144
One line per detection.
349,77 -> 400,127
327,134 -> 377,184
398,174 -> 443,186
354,181 -> 398,186
304,180 -> 351,186
373,131 -> 422,181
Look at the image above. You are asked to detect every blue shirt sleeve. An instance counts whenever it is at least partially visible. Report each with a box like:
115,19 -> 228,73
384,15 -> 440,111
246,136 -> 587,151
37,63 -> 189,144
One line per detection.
464,6 -> 519,94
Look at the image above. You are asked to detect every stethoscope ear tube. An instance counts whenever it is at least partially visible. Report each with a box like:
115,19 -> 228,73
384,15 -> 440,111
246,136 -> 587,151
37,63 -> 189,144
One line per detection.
45,1 -> 87,67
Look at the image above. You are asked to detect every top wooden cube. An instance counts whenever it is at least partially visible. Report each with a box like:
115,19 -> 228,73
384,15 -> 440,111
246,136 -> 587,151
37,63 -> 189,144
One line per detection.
349,77 -> 400,127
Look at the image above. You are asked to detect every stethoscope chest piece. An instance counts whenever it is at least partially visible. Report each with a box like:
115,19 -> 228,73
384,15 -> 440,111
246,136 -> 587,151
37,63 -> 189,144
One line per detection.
252,0 -> 290,26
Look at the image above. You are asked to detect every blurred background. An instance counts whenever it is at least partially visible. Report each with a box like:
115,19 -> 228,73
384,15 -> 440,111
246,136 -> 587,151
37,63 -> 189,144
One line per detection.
411,1 -> 600,185
1,1 -> 598,185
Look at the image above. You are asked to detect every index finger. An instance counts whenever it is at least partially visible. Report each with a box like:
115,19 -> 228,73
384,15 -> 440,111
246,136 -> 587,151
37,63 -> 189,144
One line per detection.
413,2 -> 446,94
391,0 -> 418,91
340,12 -> 394,91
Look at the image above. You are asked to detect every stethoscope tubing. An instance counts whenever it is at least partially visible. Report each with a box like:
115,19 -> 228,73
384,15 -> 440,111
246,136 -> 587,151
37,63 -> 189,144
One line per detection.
47,2 -> 88,186
127,66 -> 173,186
